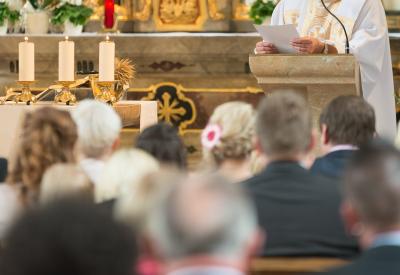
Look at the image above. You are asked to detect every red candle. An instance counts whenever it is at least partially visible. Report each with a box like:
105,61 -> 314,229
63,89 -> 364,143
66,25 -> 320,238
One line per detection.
104,0 -> 114,29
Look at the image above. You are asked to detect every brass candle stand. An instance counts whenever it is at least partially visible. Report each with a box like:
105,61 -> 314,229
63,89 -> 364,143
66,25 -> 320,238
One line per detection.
96,81 -> 116,104
55,81 -> 77,105
15,81 -> 37,105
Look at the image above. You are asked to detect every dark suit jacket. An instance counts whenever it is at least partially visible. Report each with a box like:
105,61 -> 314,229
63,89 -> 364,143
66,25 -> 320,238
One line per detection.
0,158 -> 7,183
310,150 -> 354,179
324,246 -> 400,275
243,161 -> 359,258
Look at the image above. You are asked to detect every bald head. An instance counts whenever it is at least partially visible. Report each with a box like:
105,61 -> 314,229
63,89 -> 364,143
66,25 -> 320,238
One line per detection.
148,173 -> 258,261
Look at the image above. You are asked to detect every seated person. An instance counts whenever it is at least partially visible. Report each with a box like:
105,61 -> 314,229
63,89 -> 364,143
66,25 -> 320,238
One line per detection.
201,101 -> 256,182
243,91 -> 358,258
147,173 -> 262,275
311,96 -> 376,179
325,141 -> 400,275
135,123 -> 187,170
72,100 -> 122,185
0,198 -> 138,275
0,157 -> 7,183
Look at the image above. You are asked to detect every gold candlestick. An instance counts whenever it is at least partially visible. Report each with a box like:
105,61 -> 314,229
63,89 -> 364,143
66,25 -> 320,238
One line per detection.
96,81 -> 116,104
55,81 -> 77,105
15,81 -> 37,105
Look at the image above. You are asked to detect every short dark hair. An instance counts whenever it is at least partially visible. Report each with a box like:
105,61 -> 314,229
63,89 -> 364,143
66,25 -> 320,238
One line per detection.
135,123 -> 187,169
344,140 -> 400,230
0,197 -> 137,275
319,96 -> 375,147
256,91 -> 312,157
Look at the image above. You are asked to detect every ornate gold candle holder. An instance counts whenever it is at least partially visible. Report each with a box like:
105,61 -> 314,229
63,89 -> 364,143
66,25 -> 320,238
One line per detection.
96,81 -> 116,104
15,81 -> 37,105
55,81 -> 77,105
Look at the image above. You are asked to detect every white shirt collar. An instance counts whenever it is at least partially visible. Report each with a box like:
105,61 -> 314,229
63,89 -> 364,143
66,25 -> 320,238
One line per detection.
329,144 -> 358,153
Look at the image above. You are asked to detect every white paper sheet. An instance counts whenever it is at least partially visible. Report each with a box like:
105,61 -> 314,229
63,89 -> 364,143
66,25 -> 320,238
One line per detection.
254,24 -> 300,54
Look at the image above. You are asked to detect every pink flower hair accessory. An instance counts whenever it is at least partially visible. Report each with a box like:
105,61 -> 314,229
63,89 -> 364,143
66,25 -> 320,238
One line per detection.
201,124 -> 222,150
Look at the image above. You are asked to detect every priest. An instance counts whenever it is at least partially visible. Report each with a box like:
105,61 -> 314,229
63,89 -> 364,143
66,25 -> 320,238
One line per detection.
256,0 -> 396,140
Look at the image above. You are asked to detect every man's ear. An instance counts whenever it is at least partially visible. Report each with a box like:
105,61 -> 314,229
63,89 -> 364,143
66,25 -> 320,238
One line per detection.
321,124 -> 329,146
341,200 -> 361,236
253,136 -> 264,155
111,138 -> 121,152
307,129 -> 317,153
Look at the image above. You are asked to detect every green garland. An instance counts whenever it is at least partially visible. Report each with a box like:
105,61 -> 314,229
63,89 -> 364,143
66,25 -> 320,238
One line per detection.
0,2 -> 20,26
51,3 -> 93,26
249,0 -> 276,25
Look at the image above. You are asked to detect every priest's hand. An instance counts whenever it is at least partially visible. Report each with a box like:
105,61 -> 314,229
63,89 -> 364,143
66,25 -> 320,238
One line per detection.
290,37 -> 324,54
255,41 -> 279,54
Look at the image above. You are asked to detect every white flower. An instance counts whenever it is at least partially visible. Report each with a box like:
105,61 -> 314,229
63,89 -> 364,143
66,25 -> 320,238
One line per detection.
201,124 -> 222,150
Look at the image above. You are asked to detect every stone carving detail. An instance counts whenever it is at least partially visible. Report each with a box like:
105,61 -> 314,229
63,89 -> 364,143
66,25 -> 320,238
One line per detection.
149,61 -> 187,72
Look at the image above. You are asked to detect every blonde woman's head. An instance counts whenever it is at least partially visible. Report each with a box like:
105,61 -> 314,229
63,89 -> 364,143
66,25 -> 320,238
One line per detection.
40,163 -> 93,204
95,149 -> 160,203
116,169 -> 185,234
202,102 -> 255,166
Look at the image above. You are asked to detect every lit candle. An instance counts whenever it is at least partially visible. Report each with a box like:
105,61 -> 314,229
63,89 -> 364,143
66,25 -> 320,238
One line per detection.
104,0 -> 114,28
18,37 -> 34,81
99,36 -> 115,81
59,36 -> 75,81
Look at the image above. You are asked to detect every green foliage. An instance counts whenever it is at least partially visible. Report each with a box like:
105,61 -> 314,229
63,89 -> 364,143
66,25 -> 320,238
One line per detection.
28,0 -> 59,10
249,0 -> 276,25
51,3 -> 93,26
0,2 -> 20,26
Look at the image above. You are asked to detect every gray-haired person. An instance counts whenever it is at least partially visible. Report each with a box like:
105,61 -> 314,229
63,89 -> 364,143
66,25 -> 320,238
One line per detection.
147,173 -> 263,275
325,140 -> 400,275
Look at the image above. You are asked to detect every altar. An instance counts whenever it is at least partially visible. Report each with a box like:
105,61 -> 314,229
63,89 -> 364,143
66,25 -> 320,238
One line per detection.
0,100 -> 158,159
0,32 -> 399,166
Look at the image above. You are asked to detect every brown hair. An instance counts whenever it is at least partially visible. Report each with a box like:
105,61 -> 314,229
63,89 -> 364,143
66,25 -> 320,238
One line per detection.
256,91 -> 312,157
320,95 -> 375,147
7,107 -> 77,205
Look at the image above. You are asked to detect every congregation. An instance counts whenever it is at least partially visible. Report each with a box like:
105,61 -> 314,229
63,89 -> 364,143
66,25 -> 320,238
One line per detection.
0,90 -> 400,275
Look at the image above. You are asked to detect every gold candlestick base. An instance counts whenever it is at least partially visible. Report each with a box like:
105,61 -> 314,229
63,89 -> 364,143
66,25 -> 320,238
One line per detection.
15,81 -> 37,105
55,81 -> 77,105
96,81 -> 116,104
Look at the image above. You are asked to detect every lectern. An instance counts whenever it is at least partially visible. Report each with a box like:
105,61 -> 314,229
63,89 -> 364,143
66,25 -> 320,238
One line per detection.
249,54 -> 361,124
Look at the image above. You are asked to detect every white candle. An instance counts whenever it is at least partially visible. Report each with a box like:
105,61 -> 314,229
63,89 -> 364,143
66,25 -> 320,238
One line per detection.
99,36 -> 115,81
59,37 -> 75,81
18,37 -> 34,81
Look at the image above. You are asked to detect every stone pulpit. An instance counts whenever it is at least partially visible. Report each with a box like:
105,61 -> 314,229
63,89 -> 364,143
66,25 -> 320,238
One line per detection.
249,54 -> 361,123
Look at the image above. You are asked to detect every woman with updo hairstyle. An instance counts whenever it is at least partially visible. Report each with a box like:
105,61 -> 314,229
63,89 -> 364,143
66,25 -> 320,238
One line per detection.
201,101 -> 256,182
7,107 -> 78,206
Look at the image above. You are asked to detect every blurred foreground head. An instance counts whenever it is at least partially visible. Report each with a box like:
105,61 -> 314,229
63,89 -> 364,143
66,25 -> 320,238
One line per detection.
256,91 -> 313,160
148,173 -> 261,267
342,141 -> 400,247
39,163 -> 93,204
0,198 -> 137,275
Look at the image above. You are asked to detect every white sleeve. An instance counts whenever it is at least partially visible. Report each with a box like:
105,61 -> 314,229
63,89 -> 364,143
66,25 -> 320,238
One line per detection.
349,0 -> 391,89
271,0 -> 285,25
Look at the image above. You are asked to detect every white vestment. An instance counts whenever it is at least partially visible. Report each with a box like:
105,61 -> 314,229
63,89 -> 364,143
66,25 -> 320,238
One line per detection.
271,0 -> 396,140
